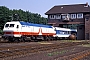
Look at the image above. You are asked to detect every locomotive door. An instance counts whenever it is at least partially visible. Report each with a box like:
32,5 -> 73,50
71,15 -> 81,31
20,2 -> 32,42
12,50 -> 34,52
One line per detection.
16,25 -> 21,37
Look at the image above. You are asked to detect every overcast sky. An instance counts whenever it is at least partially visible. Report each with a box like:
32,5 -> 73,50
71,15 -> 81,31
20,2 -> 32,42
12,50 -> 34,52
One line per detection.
0,0 -> 90,17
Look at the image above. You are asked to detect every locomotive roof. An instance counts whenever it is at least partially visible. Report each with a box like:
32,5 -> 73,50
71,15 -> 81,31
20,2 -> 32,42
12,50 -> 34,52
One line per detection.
19,21 -> 53,28
55,27 -> 77,32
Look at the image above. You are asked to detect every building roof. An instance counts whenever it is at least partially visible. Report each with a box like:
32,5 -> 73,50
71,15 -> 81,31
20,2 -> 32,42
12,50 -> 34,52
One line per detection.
45,3 -> 90,15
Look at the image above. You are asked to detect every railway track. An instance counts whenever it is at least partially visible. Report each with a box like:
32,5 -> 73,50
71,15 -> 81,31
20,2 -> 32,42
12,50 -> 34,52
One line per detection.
54,47 -> 90,60
0,41 -> 89,60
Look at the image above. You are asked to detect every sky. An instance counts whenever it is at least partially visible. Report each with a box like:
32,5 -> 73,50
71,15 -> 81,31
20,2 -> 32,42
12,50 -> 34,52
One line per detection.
0,0 -> 90,17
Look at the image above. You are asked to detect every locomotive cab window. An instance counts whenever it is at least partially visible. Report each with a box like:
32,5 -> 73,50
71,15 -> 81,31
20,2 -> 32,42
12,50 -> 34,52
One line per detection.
5,24 -> 9,27
5,24 -> 15,27
10,24 -> 14,27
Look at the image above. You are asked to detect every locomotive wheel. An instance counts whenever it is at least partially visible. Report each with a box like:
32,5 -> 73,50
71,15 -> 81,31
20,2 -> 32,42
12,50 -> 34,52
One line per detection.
13,38 -> 20,43
8,37 -> 14,42
45,36 -> 51,41
19,37 -> 25,42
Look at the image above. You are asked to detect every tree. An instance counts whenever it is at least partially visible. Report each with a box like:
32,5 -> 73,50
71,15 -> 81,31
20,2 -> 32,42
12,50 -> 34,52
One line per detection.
0,6 -> 48,34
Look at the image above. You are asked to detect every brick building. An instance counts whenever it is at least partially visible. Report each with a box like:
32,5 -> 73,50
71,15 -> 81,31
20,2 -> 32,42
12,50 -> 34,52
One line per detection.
45,2 -> 90,40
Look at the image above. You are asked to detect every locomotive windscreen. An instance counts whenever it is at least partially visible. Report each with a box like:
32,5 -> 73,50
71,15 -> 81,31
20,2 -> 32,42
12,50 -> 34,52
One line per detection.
5,24 -> 15,27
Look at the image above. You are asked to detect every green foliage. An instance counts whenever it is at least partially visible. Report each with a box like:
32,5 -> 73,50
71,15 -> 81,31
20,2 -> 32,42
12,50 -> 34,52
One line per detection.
0,29 -> 3,34
0,6 -> 47,34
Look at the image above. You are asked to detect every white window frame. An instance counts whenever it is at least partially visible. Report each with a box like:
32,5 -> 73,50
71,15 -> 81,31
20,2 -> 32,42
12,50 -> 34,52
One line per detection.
61,14 -> 70,20
56,14 -> 61,19
70,14 -> 76,19
77,13 -> 83,18
49,15 -> 56,19
62,15 -> 66,19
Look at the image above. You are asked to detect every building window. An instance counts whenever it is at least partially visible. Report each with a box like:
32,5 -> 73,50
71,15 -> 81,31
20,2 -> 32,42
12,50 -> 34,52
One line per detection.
56,14 -> 61,19
85,17 -> 89,21
61,14 -> 70,20
71,14 -> 76,19
77,13 -> 83,18
49,15 -> 56,19
79,27 -> 82,29
62,15 -> 66,19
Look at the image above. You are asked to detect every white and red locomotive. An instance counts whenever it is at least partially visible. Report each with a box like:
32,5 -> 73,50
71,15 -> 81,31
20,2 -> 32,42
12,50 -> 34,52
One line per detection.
3,21 -> 56,42
3,21 -> 77,42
